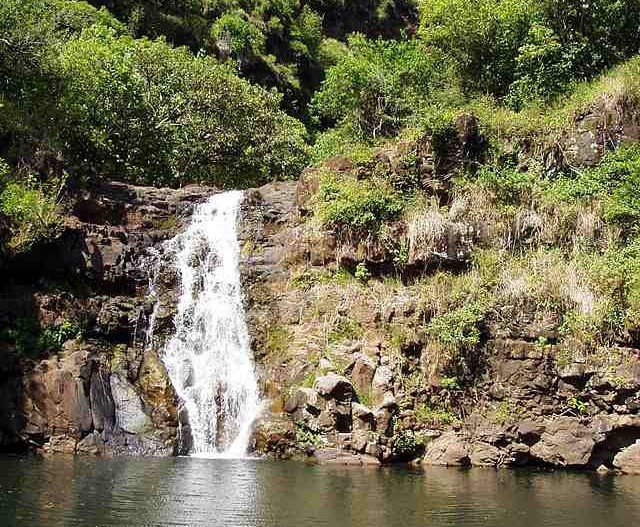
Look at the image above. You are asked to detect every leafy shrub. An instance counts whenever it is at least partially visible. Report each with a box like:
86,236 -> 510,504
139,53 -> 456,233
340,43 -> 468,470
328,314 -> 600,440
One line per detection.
469,165 -> 537,211
354,262 -> 371,283
419,0 -> 534,97
440,376 -> 460,390
582,238 -> 640,340
419,0 -> 640,107
568,396 -> 589,415
1,318 -> 80,357
58,25 -> 309,188
544,145 -> 640,233
312,34 -> 445,138
210,10 -> 266,63
426,302 -> 485,354
315,173 -> 404,232
392,430 -> 424,459
328,316 -> 362,343
0,173 -> 66,251
266,325 -> 292,355
414,401 -> 457,427
506,22 -> 572,108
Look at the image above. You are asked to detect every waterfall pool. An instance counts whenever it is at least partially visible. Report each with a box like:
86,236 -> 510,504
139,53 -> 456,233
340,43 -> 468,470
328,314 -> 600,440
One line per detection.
1,455 -> 639,527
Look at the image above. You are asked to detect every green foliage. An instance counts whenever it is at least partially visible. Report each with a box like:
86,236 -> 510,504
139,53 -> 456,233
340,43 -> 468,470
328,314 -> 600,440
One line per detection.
440,376 -> 460,390
391,430 -> 424,459
419,0 -> 640,107
470,165 -> 537,211
312,34 -> 445,138
419,0 -> 533,97
354,262 -> 371,283
210,10 -> 266,61
315,173 -> 404,232
57,26 -> 309,187
426,302 -> 485,354
328,316 -> 362,343
1,318 -> 80,358
290,268 -> 328,290
301,371 -> 317,388
311,124 -> 376,163
84,0 -> 415,119
295,422 -> 324,446
0,173 -> 66,252
582,239 -> 640,339
355,387 -> 373,408
545,145 -> 640,233
266,325 -> 292,355
492,401 -> 515,424
568,396 -> 589,415
414,401 -> 457,427
506,22 -> 572,108
0,0 -> 309,189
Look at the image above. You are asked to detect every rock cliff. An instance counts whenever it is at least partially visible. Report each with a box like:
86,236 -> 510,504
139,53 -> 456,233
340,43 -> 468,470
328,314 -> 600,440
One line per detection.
0,181 -> 212,455
1,137 -> 639,474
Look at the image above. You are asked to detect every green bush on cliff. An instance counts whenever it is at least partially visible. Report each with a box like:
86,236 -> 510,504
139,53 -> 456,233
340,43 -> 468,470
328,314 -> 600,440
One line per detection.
0,172 -> 66,252
1,318 -> 80,357
544,145 -> 640,233
426,302 -> 485,353
315,173 -> 404,233
583,239 -> 640,340
0,0 -> 310,189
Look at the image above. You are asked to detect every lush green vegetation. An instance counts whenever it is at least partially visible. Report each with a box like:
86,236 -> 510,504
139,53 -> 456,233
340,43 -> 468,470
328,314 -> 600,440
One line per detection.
0,318 -> 81,358
3,0 -> 640,272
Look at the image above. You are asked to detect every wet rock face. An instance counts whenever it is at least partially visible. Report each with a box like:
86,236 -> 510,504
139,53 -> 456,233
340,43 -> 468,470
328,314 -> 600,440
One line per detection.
0,180 -> 215,456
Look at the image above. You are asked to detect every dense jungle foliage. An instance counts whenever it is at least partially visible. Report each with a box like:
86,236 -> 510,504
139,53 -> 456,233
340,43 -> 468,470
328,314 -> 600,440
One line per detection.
1,0 -> 640,270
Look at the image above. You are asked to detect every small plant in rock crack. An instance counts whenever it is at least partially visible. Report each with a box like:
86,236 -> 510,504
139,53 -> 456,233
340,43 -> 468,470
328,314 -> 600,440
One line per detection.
440,376 -> 460,390
568,396 -> 589,415
294,423 -> 324,447
354,262 -> 371,283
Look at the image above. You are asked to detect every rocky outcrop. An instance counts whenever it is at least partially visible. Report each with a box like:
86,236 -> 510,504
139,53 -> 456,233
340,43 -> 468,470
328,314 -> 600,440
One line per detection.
614,440 -> 640,474
240,171 -> 640,474
0,180 -> 214,455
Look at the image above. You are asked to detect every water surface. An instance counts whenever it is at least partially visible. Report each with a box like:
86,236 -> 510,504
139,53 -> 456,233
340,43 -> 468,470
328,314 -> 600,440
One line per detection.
1,456 -> 639,527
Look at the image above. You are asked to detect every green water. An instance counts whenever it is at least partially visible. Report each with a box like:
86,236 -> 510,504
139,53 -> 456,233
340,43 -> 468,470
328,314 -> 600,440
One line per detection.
1,456 -> 639,526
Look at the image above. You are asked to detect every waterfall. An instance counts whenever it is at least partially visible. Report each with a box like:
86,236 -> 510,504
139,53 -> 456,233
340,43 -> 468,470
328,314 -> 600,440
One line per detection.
153,191 -> 260,458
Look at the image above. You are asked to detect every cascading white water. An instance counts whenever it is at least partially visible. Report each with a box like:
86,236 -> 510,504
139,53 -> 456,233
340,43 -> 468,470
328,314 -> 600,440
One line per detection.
156,191 -> 260,458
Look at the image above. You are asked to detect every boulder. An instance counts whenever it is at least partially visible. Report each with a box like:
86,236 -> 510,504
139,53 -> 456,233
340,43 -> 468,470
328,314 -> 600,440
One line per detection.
90,369 -> 115,432
371,365 -> 394,401
422,432 -> 470,466
313,447 -> 381,466
351,430 -> 370,452
76,432 -> 105,455
529,417 -> 596,467
352,402 -> 375,431
470,442 -> 502,467
284,387 -> 320,414
110,374 -> 153,435
350,354 -> 376,395
517,420 -> 546,443
44,435 -> 77,454
375,408 -> 394,436
613,440 -> 640,474
314,374 -> 354,401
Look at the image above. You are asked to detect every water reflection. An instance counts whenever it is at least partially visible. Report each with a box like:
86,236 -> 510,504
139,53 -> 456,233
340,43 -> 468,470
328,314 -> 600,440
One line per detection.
1,456 -> 640,527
